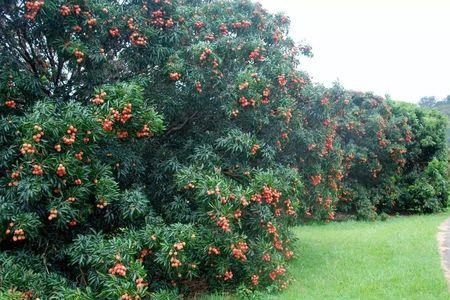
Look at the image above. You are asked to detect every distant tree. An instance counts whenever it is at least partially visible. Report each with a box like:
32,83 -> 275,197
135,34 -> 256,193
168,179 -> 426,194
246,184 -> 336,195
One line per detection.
443,95 -> 450,104
419,96 -> 437,108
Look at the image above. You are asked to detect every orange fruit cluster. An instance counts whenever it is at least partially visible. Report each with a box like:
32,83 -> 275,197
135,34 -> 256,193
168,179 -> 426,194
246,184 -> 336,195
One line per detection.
217,216 -> 230,232
250,144 -> 260,155
20,143 -> 35,155
5,100 -> 16,108
108,262 -> 127,277
59,5 -> 70,16
73,49 -> 84,64
56,164 -> 66,177
48,208 -> 58,220
63,125 -> 78,145
169,72 -> 181,81
24,1 -> 44,21
12,228 -> 26,242
32,164 -> 43,175
91,91 -> 106,105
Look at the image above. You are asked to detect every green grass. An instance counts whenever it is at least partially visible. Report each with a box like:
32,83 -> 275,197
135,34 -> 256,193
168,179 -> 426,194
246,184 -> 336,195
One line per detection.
206,213 -> 450,300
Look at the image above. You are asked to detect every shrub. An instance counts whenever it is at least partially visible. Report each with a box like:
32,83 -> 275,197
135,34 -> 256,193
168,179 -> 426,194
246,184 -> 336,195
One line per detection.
0,0 -> 448,298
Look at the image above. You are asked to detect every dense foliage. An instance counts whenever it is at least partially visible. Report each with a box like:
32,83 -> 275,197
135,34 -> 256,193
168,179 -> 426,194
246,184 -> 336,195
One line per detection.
0,0 -> 448,299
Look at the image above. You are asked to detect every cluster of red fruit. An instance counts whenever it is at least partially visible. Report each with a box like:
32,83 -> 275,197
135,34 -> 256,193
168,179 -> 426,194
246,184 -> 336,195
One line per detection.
231,241 -> 248,261
283,248 -> 294,260
72,25 -> 82,33
130,31 -> 147,46
20,143 -> 36,155
24,0 -> 44,21
272,29 -> 283,43
169,72 -> 181,81
32,125 -> 44,142
277,74 -> 287,87
137,247 -> 151,263
151,9 -> 174,28
262,186 -> 281,205
87,17 -> 97,28
284,199 -> 296,216
260,87 -> 270,105
283,110 -> 293,124
310,174 -> 322,186
376,129 -> 388,147
63,125 -> 77,145
269,266 -> 286,281
273,233 -> 283,251
56,164 -> 66,177
223,270 -> 233,281
5,100 -> 16,108
117,104 -> 132,121
208,246 -> 220,255
251,274 -> 259,286
266,221 -> 277,234
96,198 -> 108,209
320,127 -> 336,156
405,129 -> 412,143
136,124 -> 152,138
32,164 -> 43,175
120,294 -> 139,300
194,20 -> 204,29
321,97 -> 329,106
248,47 -> 265,62
60,3 -> 81,16
239,96 -> 255,107
117,130 -> 128,139
5,223 -> 25,241
12,228 -> 26,242
109,27 -> 120,37
102,119 -> 113,132
250,192 -> 262,204
219,23 -> 229,35
73,49 -> 84,64
75,151 -> 83,161
135,277 -> 148,289
8,168 -> 21,187
250,144 -> 260,155
108,262 -> 127,277
48,208 -> 58,221
59,5 -> 70,16
217,216 -> 231,232
232,20 -> 251,29
204,33 -> 215,41
183,182 -> 195,190
169,241 -> 185,268
200,48 -> 212,61
33,129 -> 44,143
239,81 -> 249,91
91,91 -> 106,105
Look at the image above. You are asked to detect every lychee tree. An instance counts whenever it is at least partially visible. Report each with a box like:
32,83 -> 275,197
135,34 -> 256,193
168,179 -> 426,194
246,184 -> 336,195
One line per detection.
0,0 -> 448,299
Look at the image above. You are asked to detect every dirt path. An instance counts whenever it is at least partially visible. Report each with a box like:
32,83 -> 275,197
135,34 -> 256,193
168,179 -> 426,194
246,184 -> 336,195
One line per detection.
437,218 -> 450,290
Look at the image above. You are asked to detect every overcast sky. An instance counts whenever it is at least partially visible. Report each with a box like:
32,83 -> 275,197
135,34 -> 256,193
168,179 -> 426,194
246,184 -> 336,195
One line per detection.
258,0 -> 450,103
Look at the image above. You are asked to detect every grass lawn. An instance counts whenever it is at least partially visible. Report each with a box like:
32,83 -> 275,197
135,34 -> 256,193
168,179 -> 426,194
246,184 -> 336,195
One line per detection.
206,213 -> 450,300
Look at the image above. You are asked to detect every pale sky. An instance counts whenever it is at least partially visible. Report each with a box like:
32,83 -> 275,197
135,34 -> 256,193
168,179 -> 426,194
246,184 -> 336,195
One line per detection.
258,0 -> 450,103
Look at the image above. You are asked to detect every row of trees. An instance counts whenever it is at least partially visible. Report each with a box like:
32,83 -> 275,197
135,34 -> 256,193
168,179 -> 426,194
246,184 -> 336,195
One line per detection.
0,0 -> 448,299
419,95 -> 450,108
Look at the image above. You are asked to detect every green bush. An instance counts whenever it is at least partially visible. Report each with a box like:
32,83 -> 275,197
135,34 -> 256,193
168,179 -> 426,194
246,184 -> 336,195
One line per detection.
0,0 -> 448,298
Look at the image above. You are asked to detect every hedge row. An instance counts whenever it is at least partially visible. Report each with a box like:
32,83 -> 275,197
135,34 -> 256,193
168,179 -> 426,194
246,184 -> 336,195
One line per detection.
0,0 -> 447,299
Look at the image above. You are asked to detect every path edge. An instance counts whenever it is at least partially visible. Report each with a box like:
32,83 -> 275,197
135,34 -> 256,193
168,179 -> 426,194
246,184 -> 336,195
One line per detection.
437,218 -> 450,291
